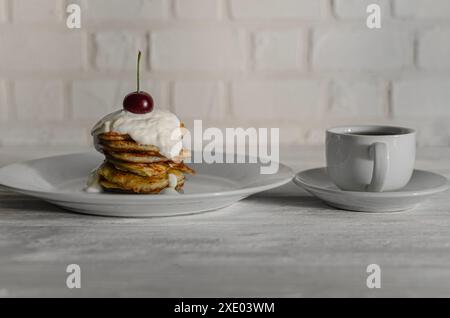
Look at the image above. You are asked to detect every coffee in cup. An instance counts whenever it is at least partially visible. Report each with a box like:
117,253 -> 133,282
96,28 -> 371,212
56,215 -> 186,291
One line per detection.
326,125 -> 416,192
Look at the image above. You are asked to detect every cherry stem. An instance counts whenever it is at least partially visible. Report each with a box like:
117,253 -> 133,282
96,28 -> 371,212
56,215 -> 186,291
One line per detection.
137,51 -> 141,92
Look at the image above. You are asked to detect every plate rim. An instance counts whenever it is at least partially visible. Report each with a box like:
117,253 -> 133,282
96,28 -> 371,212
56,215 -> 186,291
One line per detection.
294,167 -> 450,198
0,151 -> 295,203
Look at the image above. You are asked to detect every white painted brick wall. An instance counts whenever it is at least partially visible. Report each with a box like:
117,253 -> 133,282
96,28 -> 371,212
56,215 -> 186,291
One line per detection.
72,80 -> 122,120
72,80 -> 163,121
0,123 -> 89,146
230,0 -> 324,19
0,80 -> 6,121
151,30 -> 246,71
329,79 -> 386,118
393,80 -> 450,118
85,0 -> 166,21
254,29 -> 306,71
395,0 -> 450,19
174,0 -> 221,20
412,120 -> 450,146
313,27 -> 413,71
334,0 -> 391,19
94,32 -> 146,71
418,28 -> 450,70
14,80 -> 65,121
232,80 -> 324,120
0,0 -> 7,22
173,81 -> 226,120
0,0 -> 449,147
12,0 -> 61,23
0,30 -> 83,71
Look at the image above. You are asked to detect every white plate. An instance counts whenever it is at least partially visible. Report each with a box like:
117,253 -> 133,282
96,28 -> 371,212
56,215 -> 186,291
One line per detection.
294,168 -> 449,212
0,152 -> 293,217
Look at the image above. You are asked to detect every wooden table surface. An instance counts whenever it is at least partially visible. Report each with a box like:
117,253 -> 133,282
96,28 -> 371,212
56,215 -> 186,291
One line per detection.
0,146 -> 449,297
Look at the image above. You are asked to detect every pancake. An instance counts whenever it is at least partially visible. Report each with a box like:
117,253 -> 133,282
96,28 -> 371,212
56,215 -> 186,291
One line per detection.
99,178 -> 185,194
98,179 -> 147,194
167,161 -> 195,175
101,144 -> 162,156
98,132 -> 133,141
99,179 -> 162,194
98,163 -> 185,194
99,139 -> 160,153
109,159 -> 169,177
92,127 -> 193,194
106,151 -> 168,163
108,158 -> 194,177
98,131 -> 189,159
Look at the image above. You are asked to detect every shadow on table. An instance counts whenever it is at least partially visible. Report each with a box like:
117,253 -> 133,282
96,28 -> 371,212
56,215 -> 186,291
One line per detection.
0,195 -> 67,214
249,182 -> 331,210
249,195 -> 329,210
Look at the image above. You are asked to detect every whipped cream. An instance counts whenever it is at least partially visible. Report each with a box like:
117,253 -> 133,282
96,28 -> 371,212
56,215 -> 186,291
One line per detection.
159,188 -> 180,195
168,173 -> 178,188
159,173 -> 180,195
84,168 -> 102,193
91,109 -> 183,159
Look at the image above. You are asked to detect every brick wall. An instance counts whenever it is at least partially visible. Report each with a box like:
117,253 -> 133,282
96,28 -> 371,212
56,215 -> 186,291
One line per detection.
0,0 -> 449,147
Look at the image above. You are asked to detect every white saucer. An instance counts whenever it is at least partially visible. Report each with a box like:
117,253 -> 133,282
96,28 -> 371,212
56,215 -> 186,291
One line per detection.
0,152 -> 293,217
293,168 -> 449,212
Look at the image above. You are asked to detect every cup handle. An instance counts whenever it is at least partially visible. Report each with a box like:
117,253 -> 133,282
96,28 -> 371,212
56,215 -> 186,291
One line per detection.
367,142 -> 388,192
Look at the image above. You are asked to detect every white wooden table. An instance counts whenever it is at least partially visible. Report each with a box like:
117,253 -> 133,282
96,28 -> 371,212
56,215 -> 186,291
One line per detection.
0,146 -> 449,297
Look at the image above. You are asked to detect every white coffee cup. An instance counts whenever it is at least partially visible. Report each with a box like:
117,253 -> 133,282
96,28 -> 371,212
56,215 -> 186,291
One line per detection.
326,125 -> 416,192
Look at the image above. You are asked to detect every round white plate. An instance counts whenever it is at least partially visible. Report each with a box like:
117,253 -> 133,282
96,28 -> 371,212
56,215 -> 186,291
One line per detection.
294,168 -> 449,212
0,152 -> 293,217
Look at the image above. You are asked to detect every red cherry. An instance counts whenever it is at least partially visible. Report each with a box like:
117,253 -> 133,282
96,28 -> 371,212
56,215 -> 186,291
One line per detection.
123,51 -> 154,114
123,91 -> 154,114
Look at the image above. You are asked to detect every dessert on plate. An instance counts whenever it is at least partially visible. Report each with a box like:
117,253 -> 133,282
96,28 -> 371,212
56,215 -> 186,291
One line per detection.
86,51 -> 194,194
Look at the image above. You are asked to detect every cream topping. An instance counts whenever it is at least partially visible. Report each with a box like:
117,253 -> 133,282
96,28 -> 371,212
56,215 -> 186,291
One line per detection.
168,173 -> 178,188
84,168 -> 102,193
159,188 -> 180,195
91,109 -> 183,159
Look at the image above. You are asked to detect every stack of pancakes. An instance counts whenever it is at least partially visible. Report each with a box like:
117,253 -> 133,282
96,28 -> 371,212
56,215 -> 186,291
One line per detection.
95,132 -> 194,194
